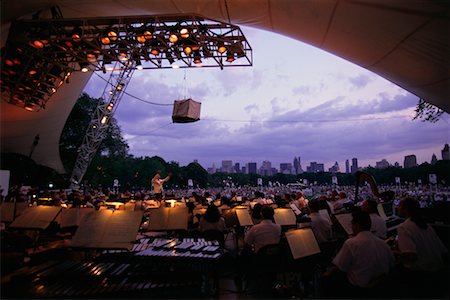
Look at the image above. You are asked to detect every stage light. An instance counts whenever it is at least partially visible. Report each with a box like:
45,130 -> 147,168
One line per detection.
169,31 -> 178,43
193,50 -> 201,64
150,39 -> 160,55
226,51 -> 235,62
71,27 -> 82,43
117,42 -> 129,61
101,116 -> 108,124
86,51 -> 98,62
79,62 -> 90,72
217,42 -> 226,54
180,27 -> 189,39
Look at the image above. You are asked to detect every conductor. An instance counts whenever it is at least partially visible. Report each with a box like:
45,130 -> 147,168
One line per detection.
151,170 -> 172,200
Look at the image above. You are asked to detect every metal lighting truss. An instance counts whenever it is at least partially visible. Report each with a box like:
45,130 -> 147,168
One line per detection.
70,61 -> 135,186
1,14 -> 253,111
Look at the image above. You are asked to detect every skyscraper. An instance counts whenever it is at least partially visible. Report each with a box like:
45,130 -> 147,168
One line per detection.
442,144 -> 450,160
221,160 -> 233,173
431,154 -> 437,165
328,161 -> 340,173
375,159 -> 390,169
404,155 -> 417,168
345,159 -> 350,174
234,163 -> 240,173
293,157 -> 299,174
280,163 -> 293,174
247,162 -> 257,174
351,158 -> 358,173
306,162 -> 324,173
260,160 -> 272,176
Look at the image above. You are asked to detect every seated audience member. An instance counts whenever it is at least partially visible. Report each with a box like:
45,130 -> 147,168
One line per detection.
295,191 -> 309,209
244,206 -> 281,254
308,200 -> 332,244
198,204 -> 226,233
322,211 -> 394,296
361,199 -> 387,239
332,191 -> 350,212
396,197 -> 447,272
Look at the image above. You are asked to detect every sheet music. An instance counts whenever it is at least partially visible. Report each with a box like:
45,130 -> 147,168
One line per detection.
59,207 -> 95,228
167,207 -> 188,230
290,203 -> 302,216
147,207 -> 188,230
71,210 -> 143,250
335,213 -> 353,235
235,209 -> 254,226
285,228 -> 321,259
274,208 -> 296,225
10,206 -> 61,229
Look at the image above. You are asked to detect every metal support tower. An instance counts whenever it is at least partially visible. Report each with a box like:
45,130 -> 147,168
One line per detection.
70,61 -> 135,187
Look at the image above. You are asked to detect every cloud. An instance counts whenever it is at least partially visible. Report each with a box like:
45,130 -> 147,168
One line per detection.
348,74 -> 371,89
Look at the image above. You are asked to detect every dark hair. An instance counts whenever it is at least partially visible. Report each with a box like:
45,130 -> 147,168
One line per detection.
308,200 -> 320,213
351,211 -> 371,231
252,203 -> 263,219
204,204 -> 221,223
261,206 -> 275,220
366,200 -> 379,214
401,197 -> 428,229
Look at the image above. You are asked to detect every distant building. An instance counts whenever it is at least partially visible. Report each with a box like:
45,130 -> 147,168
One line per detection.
280,163 -> 293,174
234,163 -> 240,173
375,159 -> 390,169
351,158 -> 358,173
306,162 -> 324,173
431,154 -> 438,165
404,155 -> 418,168
345,159 -> 350,174
207,163 -> 216,174
260,161 -> 273,176
241,166 -> 247,173
221,160 -> 234,173
442,144 -> 450,160
328,161 -> 340,173
247,162 -> 257,174
293,156 -> 303,174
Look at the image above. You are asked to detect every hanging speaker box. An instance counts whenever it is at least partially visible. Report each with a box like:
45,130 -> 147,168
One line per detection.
172,98 -> 201,123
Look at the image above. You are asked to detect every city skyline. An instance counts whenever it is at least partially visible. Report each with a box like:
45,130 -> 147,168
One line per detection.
83,26 -> 449,170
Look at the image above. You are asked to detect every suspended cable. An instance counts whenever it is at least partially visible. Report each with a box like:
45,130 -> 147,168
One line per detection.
201,115 -> 412,124
148,121 -> 174,134
92,72 -> 173,106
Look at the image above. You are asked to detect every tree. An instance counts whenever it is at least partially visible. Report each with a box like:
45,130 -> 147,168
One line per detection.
414,98 -> 444,123
59,93 -> 129,184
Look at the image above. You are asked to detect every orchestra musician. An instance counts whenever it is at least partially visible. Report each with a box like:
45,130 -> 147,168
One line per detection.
321,211 -> 395,297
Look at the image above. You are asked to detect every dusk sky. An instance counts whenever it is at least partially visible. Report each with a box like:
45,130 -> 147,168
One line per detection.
83,26 -> 450,171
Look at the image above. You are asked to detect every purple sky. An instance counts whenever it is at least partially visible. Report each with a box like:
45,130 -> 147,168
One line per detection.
83,26 -> 450,171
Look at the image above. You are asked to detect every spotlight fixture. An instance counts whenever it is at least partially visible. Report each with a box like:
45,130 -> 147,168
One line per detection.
217,41 -> 227,54
79,62 -> 90,72
193,50 -> 201,64
226,51 -> 235,62
1,14 -> 252,111
180,26 -> 189,39
71,27 -> 82,43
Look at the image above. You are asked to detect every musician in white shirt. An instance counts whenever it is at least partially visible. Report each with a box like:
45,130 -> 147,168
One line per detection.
308,200 -> 332,244
361,200 -> 387,239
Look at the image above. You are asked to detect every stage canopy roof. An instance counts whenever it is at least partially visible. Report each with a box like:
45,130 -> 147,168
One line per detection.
1,0 -> 449,173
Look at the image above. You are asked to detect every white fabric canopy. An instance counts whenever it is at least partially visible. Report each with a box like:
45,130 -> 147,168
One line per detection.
1,0 -> 449,173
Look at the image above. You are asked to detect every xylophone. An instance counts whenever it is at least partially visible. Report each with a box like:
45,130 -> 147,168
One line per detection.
3,237 -> 223,298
